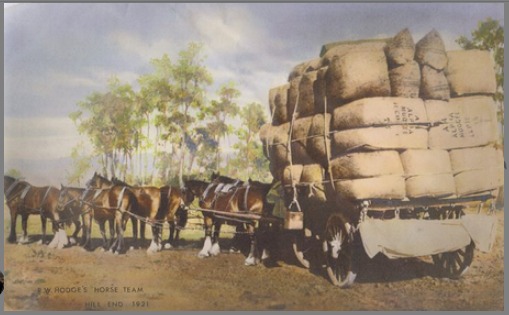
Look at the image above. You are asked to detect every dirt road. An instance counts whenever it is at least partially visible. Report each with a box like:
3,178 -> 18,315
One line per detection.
4,210 -> 504,311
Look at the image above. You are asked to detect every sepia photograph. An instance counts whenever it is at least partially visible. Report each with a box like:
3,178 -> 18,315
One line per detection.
3,2 -> 505,311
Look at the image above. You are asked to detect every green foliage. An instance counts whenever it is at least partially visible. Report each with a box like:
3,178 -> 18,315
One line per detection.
66,143 -> 92,186
5,168 -> 22,179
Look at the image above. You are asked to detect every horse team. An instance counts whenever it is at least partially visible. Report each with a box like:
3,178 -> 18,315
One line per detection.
4,172 -> 277,266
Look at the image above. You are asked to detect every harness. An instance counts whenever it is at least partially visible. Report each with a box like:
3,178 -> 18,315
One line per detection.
4,178 -> 21,200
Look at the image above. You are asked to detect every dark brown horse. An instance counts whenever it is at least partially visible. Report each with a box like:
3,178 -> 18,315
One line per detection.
85,173 -> 137,254
198,173 -> 275,265
4,175 -> 75,248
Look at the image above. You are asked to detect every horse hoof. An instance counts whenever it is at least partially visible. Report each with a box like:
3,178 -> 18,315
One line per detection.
37,240 -> 43,245
210,244 -> 221,256
229,247 -> 241,254
197,252 -> 209,258
129,246 -> 135,251
164,243 -> 173,250
69,237 -> 77,245
244,257 -> 258,266
100,248 -> 106,252
114,251 -> 119,256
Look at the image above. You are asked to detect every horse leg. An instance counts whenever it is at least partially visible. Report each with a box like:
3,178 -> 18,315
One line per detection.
7,208 -> 18,243
130,217 -> 138,250
98,220 -> 108,251
210,222 -> 221,256
198,216 -> 213,258
140,221 -> 146,245
230,224 -> 245,253
38,216 -> 47,245
108,218 -> 115,250
69,219 -> 82,246
81,213 -> 93,251
147,225 -> 161,254
164,221 -> 175,250
19,214 -> 29,244
244,224 -> 259,266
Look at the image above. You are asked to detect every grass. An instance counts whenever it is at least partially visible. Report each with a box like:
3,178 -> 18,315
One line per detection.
3,205 -> 235,243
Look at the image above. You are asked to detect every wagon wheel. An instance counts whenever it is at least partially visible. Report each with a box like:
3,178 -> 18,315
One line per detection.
291,229 -> 313,269
322,214 -> 356,288
430,207 -> 475,279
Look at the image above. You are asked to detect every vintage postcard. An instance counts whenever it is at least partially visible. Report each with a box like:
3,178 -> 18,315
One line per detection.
3,3 -> 505,311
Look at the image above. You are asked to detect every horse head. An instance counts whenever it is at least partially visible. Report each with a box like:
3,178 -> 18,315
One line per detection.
86,172 -> 112,189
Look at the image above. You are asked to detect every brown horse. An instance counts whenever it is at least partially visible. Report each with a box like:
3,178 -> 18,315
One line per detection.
198,173 -> 275,265
85,173 -> 137,254
56,185 -> 96,250
4,175 -> 74,248
112,177 -> 194,251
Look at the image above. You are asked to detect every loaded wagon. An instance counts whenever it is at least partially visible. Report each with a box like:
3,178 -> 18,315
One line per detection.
261,28 -> 503,287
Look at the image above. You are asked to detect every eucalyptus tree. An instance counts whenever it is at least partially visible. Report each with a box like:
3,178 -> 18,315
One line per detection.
230,102 -> 270,180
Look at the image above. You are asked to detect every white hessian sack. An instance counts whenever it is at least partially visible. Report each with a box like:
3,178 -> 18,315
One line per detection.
449,145 -> 504,173
406,173 -> 456,199
332,97 -> 428,130
446,49 -> 497,96
330,151 -> 404,179
455,167 -> 504,197
425,96 -> 497,123
426,96 -> 499,149
400,149 -> 452,176
334,175 -> 406,200
332,126 -> 428,155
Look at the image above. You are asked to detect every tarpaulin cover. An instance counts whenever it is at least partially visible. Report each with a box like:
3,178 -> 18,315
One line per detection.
359,214 -> 497,259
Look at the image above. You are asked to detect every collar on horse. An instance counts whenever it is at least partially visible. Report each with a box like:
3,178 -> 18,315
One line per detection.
5,178 -> 22,200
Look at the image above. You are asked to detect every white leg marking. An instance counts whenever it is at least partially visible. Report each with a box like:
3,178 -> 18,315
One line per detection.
198,236 -> 212,258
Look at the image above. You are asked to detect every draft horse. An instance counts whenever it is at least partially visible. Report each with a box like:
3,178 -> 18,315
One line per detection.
85,173 -> 137,254
4,175 -> 79,248
198,173 -> 275,265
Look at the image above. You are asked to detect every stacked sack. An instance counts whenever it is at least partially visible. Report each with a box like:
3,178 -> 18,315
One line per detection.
260,28 -> 503,202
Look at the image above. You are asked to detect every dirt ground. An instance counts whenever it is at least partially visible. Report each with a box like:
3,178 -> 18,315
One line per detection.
3,210 -> 504,311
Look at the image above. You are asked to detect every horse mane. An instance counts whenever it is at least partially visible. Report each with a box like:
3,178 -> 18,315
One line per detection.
247,178 -> 273,193
215,175 -> 242,185
111,177 -> 132,187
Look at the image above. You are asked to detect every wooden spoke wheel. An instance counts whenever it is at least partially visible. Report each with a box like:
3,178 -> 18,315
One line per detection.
291,231 -> 312,269
430,207 -> 475,279
322,214 -> 356,288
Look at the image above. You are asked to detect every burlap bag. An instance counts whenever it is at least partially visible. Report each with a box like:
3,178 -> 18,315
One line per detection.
330,151 -> 404,179
270,123 -> 291,167
314,67 -> 330,113
389,61 -> 421,98
426,96 -> 499,149
306,113 -> 331,167
334,175 -> 406,200
332,97 -> 428,130
321,39 -> 388,64
288,58 -> 323,81
446,49 -> 497,96
425,96 -> 498,123
290,116 -> 314,164
406,174 -> 456,198
332,126 -> 428,155
420,65 -> 450,101
400,149 -> 452,176
269,83 -> 290,125
455,167 -> 503,197
282,164 -> 304,187
326,49 -> 391,103
385,28 -> 415,67
415,29 -> 448,70
287,76 -> 302,120
300,164 -> 327,202
259,123 -> 272,158
297,70 -> 318,118
449,145 -> 504,174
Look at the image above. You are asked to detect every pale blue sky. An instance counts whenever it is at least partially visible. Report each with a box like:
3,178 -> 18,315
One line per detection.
3,3 -> 504,184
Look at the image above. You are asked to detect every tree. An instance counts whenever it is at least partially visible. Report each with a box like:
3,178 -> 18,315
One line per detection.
457,18 -> 504,132
70,76 -> 137,179
5,168 -> 22,179
170,42 -> 213,186
230,102 -> 270,180
66,143 -> 92,186
201,81 -> 241,171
